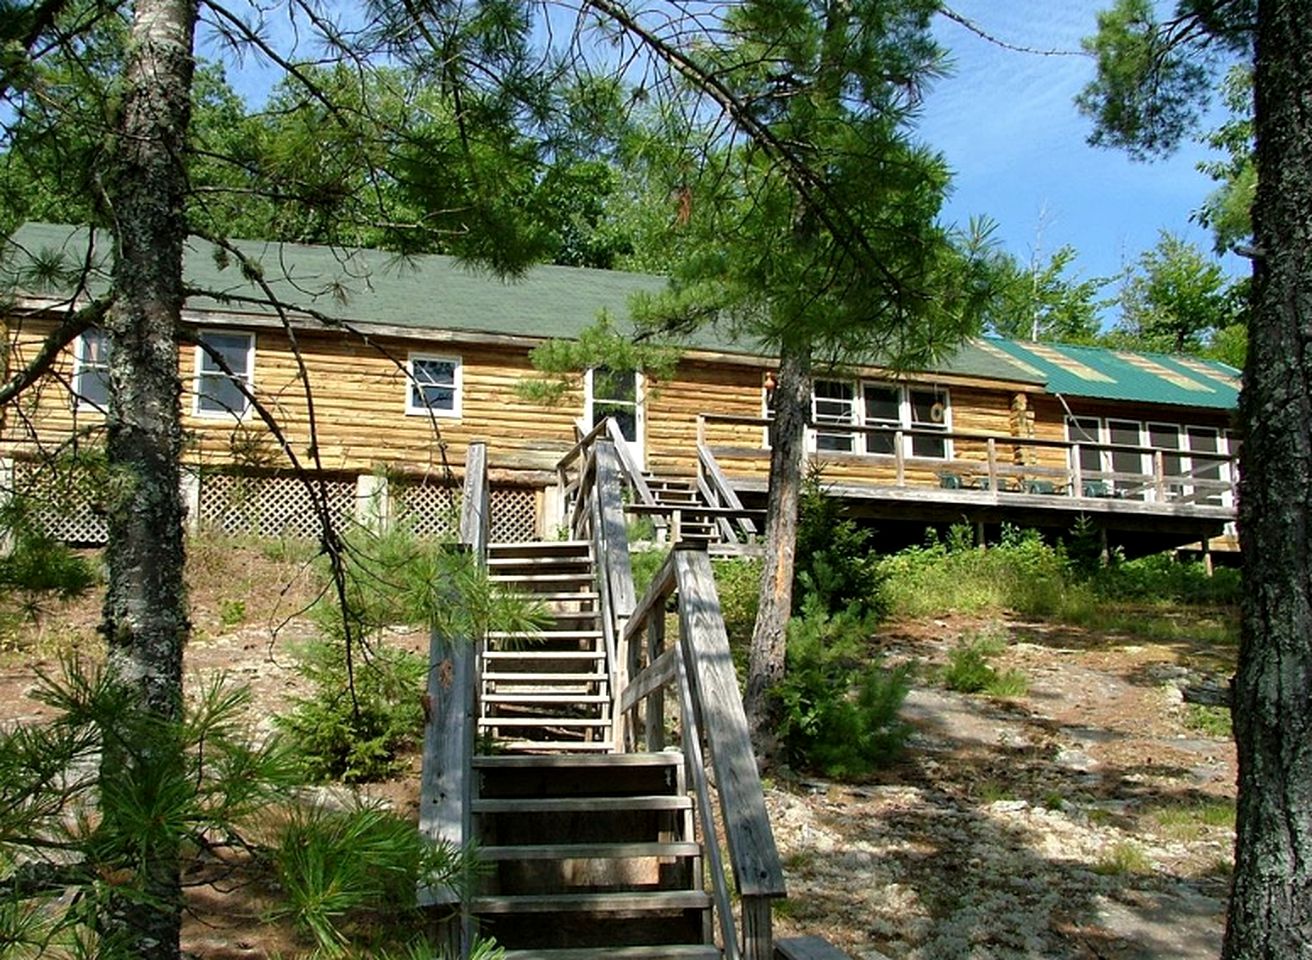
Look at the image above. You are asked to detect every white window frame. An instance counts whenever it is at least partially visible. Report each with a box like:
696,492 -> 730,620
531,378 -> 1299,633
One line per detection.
807,379 -> 951,460
193,330 -> 255,419
406,353 -> 463,418
72,328 -> 111,412
811,379 -> 858,453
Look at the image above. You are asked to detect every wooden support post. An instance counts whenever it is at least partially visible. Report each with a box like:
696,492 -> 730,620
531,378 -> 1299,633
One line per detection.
986,438 -> 998,492
1072,444 -> 1084,497
741,895 -> 773,960
646,609 -> 666,752
1202,534 -> 1214,577
1099,526 -> 1110,567
1154,450 -> 1166,502
0,457 -> 12,554
894,432 -> 905,486
355,472 -> 390,531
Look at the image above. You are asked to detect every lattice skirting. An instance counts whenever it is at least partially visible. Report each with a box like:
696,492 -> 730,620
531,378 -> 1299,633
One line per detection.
10,458 -> 109,545
7,460 -> 543,545
198,472 -> 357,540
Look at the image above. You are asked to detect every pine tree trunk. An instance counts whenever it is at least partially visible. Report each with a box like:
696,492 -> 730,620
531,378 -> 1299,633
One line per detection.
744,339 -> 811,767
98,1 -> 196,957
1222,3 -> 1312,956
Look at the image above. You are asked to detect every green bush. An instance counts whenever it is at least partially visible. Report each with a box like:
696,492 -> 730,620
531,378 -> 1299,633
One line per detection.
277,640 -> 427,783
795,470 -> 887,619
942,641 -> 994,694
713,556 -> 761,651
775,594 -> 912,778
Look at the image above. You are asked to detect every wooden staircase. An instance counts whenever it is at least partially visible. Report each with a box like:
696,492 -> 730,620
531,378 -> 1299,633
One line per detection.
472,538 -> 718,958
642,474 -> 720,545
469,753 -> 718,959
421,438 -> 783,960
483,541 -> 612,751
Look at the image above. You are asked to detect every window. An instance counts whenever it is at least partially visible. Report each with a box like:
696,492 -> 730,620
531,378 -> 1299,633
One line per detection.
73,328 -> 111,410
861,384 -> 900,455
1186,425 -> 1224,505
908,388 -> 949,458
812,380 -> 857,453
808,380 -> 950,459
406,354 -> 461,417
194,330 -> 254,417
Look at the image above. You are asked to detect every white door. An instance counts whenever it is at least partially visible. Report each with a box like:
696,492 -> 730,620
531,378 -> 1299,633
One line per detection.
586,366 -> 645,468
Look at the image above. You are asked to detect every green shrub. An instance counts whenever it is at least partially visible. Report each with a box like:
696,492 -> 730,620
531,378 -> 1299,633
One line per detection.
270,801 -> 465,955
277,641 -> 427,783
713,556 -> 761,650
630,546 -> 669,599
942,625 -> 1027,697
795,470 -> 887,619
775,595 -> 912,778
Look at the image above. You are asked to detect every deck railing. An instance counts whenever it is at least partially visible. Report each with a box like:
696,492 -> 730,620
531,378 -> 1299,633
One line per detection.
575,437 -> 785,959
697,412 -> 1238,509
616,546 -> 786,960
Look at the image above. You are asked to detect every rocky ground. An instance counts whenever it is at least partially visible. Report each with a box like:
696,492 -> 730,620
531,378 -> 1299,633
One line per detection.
767,616 -> 1236,960
0,546 -> 1236,959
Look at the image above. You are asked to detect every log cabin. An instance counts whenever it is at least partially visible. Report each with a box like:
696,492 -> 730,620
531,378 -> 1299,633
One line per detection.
1,222 -> 1239,556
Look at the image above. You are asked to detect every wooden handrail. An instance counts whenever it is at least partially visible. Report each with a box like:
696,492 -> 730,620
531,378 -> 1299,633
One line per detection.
607,418 -> 667,531
617,547 -> 785,960
698,443 -> 759,539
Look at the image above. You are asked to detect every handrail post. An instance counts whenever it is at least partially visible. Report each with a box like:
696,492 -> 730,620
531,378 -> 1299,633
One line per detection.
894,431 -> 905,486
419,441 -> 487,959
1154,450 -> 1166,502
1072,443 -> 1084,497
986,438 -> 998,493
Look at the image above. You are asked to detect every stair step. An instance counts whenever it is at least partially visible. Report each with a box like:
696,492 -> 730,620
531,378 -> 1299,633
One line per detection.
482,650 -> 605,660
491,573 -> 597,585
489,540 -> 591,553
483,693 -> 610,704
488,630 -> 602,640
474,752 -> 680,769
488,556 -> 594,568
482,672 -> 608,683
482,841 -> 702,861
506,591 -> 600,604
472,795 -> 691,813
493,740 -> 616,752
472,890 -> 711,915
477,717 -> 611,729
502,947 -> 719,960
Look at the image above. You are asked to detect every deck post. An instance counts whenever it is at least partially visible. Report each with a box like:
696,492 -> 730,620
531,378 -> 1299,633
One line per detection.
894,432 -> 905,486
1072,445 -> 1084,497
1154,451 -> 1166,502
646,608 -> 666,751
986,438 -> 998,492
741,895 -> 773,960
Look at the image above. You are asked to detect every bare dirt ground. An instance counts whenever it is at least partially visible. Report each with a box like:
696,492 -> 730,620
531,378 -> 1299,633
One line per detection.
0,546 -> 1236,959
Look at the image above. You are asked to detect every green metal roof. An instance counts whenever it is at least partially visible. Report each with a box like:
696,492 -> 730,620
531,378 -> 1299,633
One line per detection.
29,223 -> 1249,395
985,337 -> 1240,410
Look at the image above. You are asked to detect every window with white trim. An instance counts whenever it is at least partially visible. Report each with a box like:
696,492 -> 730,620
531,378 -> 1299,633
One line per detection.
194,330 -> 254,418
807,380 -> 950,459
406,354 -> 462,417
812,380 -> 857,452
73,328 -> 111,411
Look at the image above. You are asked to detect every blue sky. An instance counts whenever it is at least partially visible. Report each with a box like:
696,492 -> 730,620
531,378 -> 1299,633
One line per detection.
919,2 -> 1245,294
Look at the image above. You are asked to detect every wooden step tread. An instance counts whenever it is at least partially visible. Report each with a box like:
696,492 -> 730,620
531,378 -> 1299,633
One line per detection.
477,717 -> 610,728
490,573 -> 596,583
482,693 -> 610,704
487,556 -> 594,568
502,946 -> 718,960
474,752 -> 679,768
487,629 -> 602,640
489,540 -> 591,551
481,841 -> 702,861
481,650 -> 605,660
505,591 -> 600,602
472,890 -> 711,914
482,672 -> 608,683
493,740 -> 616,753
472,795 -> 691,813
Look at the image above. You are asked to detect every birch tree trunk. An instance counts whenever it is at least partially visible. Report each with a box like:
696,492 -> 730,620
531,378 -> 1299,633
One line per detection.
744,339 -> 811,766
1223,3 -> 1312,956
99,1 -> 197,956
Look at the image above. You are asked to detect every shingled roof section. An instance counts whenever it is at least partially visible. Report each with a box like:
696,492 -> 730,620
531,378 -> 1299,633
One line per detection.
9,222 -> 1242,403
985,337 -> 1240,410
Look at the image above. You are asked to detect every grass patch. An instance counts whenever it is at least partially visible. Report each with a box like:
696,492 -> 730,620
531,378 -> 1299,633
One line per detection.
942,624 -> 1028,698
1094,841 -> 1152,876
1184,704 -> 1232,738
1146,799 -> 1236,840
